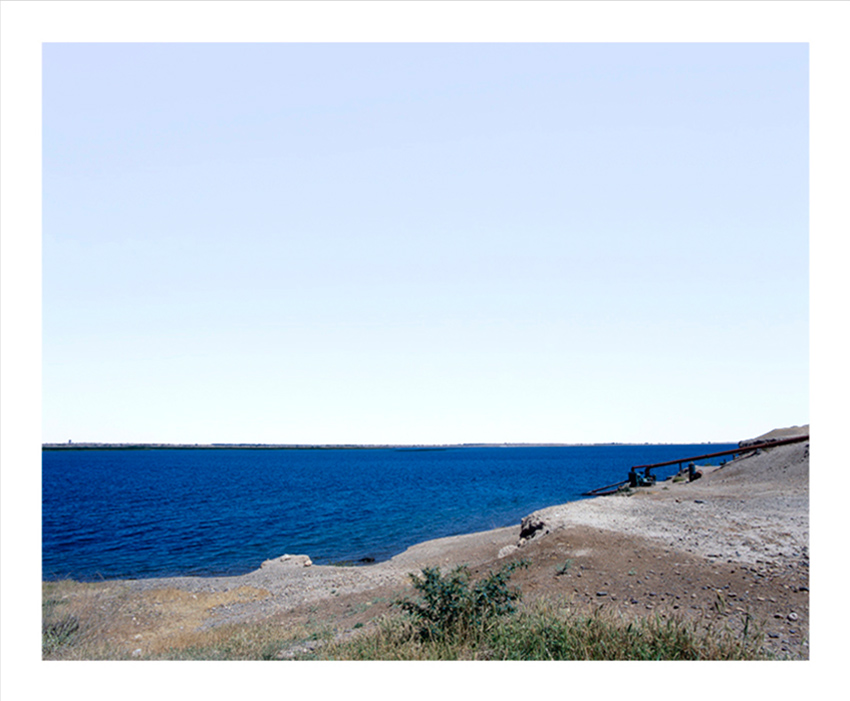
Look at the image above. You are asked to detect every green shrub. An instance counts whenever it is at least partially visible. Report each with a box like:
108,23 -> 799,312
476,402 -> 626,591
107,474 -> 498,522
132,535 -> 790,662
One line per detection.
395,560 -> 528,642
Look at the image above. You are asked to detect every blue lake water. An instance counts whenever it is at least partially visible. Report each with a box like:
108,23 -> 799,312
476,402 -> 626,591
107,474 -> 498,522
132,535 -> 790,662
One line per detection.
42,444 -> 736,581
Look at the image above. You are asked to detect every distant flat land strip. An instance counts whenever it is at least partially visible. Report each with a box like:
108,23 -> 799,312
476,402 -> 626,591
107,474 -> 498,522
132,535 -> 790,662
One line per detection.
42,441 -> 729,451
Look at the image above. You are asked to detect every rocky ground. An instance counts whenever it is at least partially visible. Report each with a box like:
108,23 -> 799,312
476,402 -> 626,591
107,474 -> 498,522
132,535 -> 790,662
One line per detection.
49,427 -> 810,659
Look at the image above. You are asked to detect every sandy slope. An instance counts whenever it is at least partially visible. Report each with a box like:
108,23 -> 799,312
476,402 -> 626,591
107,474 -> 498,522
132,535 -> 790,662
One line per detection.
514,436 -> 809,566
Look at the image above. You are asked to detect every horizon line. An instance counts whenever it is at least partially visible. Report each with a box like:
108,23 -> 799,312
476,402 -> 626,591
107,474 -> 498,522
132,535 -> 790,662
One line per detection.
42,440 -> 739,450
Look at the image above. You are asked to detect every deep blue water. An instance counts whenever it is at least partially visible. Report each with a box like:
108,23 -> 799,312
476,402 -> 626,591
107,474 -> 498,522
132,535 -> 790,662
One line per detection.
42,444 -> 735,581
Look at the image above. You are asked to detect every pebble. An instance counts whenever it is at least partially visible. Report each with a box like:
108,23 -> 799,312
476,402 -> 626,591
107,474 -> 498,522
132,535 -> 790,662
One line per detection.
788,612 -> 798,621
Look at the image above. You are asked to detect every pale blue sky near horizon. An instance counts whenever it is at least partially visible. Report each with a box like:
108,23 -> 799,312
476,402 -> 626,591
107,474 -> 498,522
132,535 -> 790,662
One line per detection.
42,42 -> 809,445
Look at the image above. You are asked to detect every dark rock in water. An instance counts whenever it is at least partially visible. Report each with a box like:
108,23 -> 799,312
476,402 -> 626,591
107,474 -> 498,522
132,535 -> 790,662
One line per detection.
359,557 -> 375,564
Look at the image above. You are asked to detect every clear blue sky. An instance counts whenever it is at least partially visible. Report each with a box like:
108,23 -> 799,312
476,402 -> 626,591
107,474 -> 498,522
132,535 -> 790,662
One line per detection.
42,42 -> 808,444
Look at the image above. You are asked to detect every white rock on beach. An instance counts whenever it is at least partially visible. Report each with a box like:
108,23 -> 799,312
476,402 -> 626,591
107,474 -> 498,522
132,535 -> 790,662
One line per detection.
260,554 -> 313,569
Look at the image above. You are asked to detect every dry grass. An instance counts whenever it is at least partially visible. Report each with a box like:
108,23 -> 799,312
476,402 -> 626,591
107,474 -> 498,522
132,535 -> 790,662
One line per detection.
316,599 -> 772,661
42,580 -> 281,659
43,577 -> 773,661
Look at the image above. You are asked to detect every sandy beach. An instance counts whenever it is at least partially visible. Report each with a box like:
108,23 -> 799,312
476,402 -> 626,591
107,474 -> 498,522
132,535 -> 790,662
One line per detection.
45,426 -> 810,659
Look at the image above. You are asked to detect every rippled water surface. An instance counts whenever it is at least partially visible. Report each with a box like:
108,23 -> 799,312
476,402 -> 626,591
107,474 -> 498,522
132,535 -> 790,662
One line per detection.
42,444 -> 735,580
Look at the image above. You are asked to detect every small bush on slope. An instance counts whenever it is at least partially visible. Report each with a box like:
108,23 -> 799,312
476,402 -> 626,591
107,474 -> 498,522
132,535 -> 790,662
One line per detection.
395,560 -> 528,643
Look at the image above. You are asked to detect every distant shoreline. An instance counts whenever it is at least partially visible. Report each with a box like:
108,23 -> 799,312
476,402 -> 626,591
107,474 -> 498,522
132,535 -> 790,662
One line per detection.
42,441 -> 732,451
